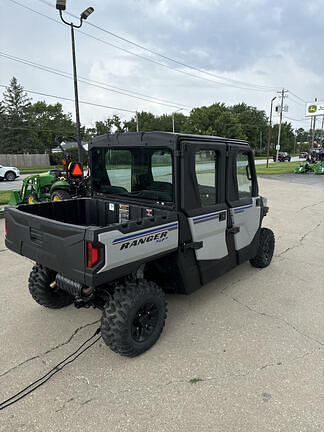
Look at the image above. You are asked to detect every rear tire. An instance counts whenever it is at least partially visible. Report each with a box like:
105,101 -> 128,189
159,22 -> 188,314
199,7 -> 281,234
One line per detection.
101,279 -> 167,357
28,263 -> 74,308
51,189 -> 71,201
5,171 -> 16,181
250,228 -> 275,268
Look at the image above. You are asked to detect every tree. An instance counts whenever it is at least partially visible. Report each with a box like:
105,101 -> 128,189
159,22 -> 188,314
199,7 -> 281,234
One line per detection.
230,103 -> 268,152
182,103 -> 245,138
28,101 -> 76,153
271,122 -> 295,153
0,77 -> 32,153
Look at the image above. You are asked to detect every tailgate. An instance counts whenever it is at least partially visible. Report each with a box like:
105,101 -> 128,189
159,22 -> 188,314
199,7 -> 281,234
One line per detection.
5,207 -> 86,284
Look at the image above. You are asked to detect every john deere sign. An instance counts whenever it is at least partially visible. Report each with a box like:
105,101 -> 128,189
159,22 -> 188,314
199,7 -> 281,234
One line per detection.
306,101 -> 324,117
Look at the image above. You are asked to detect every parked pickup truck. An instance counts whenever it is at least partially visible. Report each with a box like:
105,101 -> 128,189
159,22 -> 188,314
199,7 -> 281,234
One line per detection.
5,132 -> 274,357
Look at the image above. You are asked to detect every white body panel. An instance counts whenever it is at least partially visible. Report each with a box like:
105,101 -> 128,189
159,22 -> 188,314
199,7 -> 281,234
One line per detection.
230,197 -> 261,250
188,211 -> 228,260
98,222 -> 179,273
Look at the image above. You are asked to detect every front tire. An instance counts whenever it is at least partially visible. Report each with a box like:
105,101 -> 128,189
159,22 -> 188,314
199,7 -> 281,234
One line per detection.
28,264 -> 74,308
101,279 -> 167,357
5,171 -> 16,181
51,189 -> 71,201
250,228 -> 275,268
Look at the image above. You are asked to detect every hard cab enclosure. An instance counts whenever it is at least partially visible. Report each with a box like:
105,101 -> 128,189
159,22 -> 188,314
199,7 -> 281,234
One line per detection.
5,132 -> 269,295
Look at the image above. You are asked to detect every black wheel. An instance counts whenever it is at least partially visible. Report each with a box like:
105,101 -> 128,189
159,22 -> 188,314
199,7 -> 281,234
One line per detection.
5,171 -> 16,181
250,228 -> 275,268
51,189 -> 71,201
101,279 -> 167,357
28,263 -> 74,308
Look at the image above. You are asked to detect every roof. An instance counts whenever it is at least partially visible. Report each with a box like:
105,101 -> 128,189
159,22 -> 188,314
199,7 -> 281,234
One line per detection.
89,132 -> 248,150
52,141 -> 88,153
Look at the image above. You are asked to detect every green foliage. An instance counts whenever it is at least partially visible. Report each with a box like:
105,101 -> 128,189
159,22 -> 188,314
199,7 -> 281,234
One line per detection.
271,122 -> 295,153
28,101 -> 76,153
0,77 -> 33,153
0,76 -> 309,159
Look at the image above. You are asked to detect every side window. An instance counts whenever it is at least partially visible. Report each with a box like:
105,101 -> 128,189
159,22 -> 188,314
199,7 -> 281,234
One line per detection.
151,150 -> 173,184
106,149 -> 132,191
194,150 -> 217,207
236,152 -> 252,199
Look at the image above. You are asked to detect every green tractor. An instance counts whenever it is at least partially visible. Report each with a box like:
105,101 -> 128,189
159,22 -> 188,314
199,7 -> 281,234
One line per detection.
8,136 -> 89,206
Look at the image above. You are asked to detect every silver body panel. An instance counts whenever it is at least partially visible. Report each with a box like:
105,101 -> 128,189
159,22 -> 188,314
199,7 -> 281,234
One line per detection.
98,222 -> 179,273
230,197 -> 261,250
188,211 -> 228,260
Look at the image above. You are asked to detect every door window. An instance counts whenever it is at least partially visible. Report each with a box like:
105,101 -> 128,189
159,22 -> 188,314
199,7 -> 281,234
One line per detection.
236,153 -> 252,199
194,150 -> 217,207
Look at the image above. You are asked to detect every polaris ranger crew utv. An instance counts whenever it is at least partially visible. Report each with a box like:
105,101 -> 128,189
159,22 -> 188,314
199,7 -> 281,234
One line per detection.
5,132 -> 274,357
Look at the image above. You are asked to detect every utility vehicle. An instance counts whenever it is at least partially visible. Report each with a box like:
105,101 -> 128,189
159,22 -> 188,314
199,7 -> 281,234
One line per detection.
5,132 -> 275,357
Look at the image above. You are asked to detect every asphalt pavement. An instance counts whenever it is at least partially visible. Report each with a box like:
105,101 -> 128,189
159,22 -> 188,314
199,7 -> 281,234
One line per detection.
0,177 -> 323,431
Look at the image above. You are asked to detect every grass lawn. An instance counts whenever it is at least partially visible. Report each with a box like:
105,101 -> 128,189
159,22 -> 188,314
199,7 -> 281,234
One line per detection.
18,166 -> 57,174
0,191 -> 11,206
256,161 -> 300,175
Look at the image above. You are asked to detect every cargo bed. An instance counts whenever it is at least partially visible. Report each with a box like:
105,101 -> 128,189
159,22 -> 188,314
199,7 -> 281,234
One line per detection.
5,198 -> 178,287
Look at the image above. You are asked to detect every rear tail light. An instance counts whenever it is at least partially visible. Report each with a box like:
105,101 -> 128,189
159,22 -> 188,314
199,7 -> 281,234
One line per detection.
4,217 -> 7,235
87,242 -> 100,268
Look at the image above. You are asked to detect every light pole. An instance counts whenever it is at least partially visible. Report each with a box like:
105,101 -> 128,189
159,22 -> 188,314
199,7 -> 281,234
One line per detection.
56,0 -> 94,163
266,96 -> 276,168
172,108 -> 183,133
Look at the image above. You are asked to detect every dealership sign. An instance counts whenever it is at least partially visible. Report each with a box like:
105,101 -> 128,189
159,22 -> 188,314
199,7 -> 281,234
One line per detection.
306,101 -> 324,116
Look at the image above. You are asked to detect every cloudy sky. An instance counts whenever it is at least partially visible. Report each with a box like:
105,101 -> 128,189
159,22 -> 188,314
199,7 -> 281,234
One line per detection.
1,0 -> 322,131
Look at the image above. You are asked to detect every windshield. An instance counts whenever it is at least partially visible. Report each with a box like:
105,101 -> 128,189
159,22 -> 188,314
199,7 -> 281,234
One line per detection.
91,147 -> 173,202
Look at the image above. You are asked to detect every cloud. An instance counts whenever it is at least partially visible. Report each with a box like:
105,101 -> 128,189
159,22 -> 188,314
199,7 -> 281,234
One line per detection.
0,0 -> 322,131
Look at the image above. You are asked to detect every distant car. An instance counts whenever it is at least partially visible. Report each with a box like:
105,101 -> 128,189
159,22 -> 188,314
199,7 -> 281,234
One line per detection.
273,152 -> 291,162
0,164 -> 20,181
299,152 -> 308,159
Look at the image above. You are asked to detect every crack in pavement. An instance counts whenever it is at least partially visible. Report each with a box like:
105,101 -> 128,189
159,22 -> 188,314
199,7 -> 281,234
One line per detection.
221,292 -> 323,347
0,320 -> 100,378
91,347 -> 322,399
276,221 -> 323,258
298,199 -> 324,212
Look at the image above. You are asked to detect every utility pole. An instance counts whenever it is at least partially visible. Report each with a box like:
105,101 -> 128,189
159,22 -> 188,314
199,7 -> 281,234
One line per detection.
276,88 -> 288,162
172,108 -> 183,133
259,130 -> 262,152
266,96 -> 276,168
136,112 -> 139,132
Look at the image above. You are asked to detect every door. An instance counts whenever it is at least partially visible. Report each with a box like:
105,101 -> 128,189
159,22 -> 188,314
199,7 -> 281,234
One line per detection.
181,141 -> 236,284
227,146 -> 261,262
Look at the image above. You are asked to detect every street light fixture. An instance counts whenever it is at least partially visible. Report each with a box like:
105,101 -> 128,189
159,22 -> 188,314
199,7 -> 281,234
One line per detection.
56,0 -> 94,163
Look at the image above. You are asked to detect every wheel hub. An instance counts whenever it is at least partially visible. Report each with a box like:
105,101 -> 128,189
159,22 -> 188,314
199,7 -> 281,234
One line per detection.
131,302 -> 159,343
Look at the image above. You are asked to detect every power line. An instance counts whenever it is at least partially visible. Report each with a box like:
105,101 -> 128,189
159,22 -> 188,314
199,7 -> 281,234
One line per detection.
0,52 -> 191,110
289,91 -> 307,103
0,84 -> 136,113
37,0 -> 280,92
283,116 -> 306,122
8,0 -> 279,93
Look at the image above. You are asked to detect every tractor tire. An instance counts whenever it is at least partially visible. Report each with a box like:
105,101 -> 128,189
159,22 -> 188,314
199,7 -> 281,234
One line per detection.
250,228 -> 275,268
51,189 -> 71,201
5,171 -> 16,181
28,263 -> 74,308
101,279 -> 167,357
